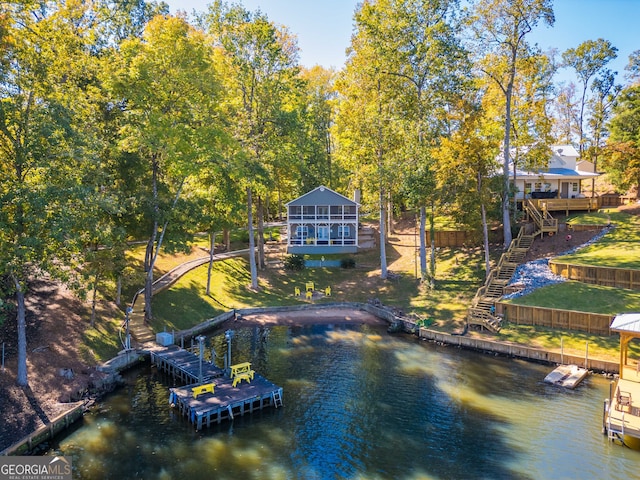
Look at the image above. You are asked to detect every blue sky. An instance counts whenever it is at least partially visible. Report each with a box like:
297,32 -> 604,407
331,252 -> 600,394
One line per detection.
165,0 -> 639,85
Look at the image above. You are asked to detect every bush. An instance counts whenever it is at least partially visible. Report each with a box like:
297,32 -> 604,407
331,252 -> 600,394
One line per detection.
340,257 -> 356,269
284,254 -> 305,271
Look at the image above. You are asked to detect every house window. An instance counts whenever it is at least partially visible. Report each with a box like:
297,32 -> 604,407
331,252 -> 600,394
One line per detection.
338,225 -> 350,237
524,183 -> 532,194
534,182 -> 542,192
543,182 -> 551,191
289,206 -> 302,219
317,206 -> 329,219
572,183 -> 578,192
296,226 -> 308,239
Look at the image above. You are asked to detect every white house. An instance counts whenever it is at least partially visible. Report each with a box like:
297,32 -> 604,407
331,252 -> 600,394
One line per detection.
511,145 -> 600,201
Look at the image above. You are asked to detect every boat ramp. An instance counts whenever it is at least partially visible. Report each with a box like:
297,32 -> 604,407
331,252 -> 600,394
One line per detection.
150,344 -> 283,430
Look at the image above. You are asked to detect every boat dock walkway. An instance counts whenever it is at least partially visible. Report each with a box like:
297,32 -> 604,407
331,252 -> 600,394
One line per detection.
150,344 -> 283,429
150,344 -> 224,383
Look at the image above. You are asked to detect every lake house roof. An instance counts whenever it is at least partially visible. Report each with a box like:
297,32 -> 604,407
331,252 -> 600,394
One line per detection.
286,185 -> 358,207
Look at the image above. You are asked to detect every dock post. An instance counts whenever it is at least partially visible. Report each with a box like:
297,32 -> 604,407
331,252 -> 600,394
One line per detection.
198,335 -> 206,384
585,341 -> 589,369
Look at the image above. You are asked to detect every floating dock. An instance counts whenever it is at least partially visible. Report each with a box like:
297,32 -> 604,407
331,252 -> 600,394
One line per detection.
169,374 -> 283,429
544,364 -> 589,389
150,345 -> 283,429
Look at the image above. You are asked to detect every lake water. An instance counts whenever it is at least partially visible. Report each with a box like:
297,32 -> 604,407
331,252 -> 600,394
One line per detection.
48,323 -> 640,479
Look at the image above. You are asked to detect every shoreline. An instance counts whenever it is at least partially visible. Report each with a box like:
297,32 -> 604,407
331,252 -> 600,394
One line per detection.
2,304 -> 619,456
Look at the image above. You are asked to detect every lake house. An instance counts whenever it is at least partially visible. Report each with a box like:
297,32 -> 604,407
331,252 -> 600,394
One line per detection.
286,186 -> 359,255
511,145 -> 600,207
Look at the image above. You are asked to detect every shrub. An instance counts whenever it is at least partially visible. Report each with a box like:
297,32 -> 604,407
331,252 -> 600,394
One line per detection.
284,254 -> 305,270
340,257 -> 356,269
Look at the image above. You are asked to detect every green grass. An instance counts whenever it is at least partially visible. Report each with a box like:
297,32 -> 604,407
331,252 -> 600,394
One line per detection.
566,211 -> 613,225
556,210 -> 640,268
503,281 -> 640,314
149,245 -> 487,333
496,324 -> 640,362
92,206 -> 640,365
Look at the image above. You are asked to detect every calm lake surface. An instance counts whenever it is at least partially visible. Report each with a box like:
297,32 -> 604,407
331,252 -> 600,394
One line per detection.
48,323 -> 640,479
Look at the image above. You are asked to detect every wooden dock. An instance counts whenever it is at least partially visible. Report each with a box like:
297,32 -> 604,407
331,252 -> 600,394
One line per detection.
605,378 -> 640,449
150,345 -> 283,429
150,345 -> 224,383
169,374 -> 283,429
544,364 -> 589,389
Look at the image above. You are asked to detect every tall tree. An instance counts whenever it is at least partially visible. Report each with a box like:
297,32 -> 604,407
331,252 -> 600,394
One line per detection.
0,1 -> 103,385
434,98 -> 502,277
562,38 -> 618,156
205,1 -> 301,285
108,15 -> 223,320
469,0 -> 554,248
604,84 -> 640,198
338,0 -> 467,282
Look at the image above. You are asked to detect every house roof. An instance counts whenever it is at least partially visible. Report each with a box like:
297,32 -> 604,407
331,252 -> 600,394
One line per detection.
551,145 -> 579,157
286,185 -> 359,207
610,313 -> 640,334
512,167 -> 600,180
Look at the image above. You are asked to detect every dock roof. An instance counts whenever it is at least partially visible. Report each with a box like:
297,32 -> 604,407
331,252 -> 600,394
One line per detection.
610,313 -> 640,334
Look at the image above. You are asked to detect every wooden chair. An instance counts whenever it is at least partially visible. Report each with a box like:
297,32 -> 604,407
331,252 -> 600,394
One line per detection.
294,286 -> 301,296
325,286 -> 331,296
616,388 -> 632,412
306,281 -> 315,292
306,290 -> 313,300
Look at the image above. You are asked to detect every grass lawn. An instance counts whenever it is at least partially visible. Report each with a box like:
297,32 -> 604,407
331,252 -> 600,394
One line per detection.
503,281 -> 640,314
556,210 -> 640,269
99,206 -> 640,365
149,238 -> 487,333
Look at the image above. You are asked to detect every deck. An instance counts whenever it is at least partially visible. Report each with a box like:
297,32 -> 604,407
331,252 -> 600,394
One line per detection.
150,345 -> 283,429
605,378 -> 640,448
169,374 -> 283,429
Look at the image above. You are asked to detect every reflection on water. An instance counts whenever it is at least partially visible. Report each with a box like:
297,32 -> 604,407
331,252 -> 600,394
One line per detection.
49,324 -> 640,479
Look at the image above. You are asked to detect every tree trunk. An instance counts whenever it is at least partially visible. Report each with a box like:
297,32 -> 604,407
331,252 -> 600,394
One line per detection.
257,195 -> 265,270
13,275 -> 28,387
247,187 -> 259,290
481,202 -> 491,279
419,206 -> 427,282
116,275 -> 122,307
206,230 -> 215,296
90,272 -> 99,327
429,202 -> 436,289
379,186 -> 388,280
224,228 -> 231,251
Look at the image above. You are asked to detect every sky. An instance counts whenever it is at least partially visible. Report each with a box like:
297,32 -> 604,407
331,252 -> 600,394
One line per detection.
164,0 -> 639,85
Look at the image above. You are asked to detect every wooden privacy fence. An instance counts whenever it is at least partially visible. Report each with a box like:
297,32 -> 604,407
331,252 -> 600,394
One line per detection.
549,261 -> 640,291
499,303 -> 613,335
426,230 -> 477,247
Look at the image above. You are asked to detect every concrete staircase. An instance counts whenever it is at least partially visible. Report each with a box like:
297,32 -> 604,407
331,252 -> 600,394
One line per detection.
467,228 -> 536,332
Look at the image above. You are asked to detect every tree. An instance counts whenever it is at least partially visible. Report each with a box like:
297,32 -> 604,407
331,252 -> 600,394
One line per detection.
205,1 -> 301,286
604,84 -> 640,198
108,15 -> 224,320
338,0 -> 467,282
433,98 -> 502,277
562,39 -> 618,156
469,0 -> 554,248
0,1 -> 104,385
